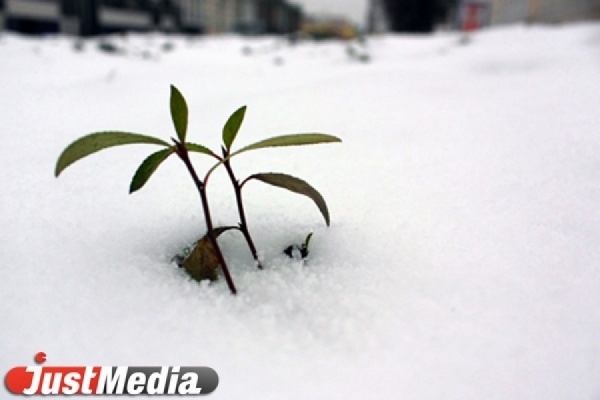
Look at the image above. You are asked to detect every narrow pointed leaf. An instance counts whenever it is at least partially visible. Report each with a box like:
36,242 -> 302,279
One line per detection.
248,173 -> 331,226
232,133 -> 341,157
55,131 -> 170,177
170,85 -> 188,142
222,106 -> 247,151
129,148 -> 173,193
304,232 -> 314,249
186,142 -> 218,158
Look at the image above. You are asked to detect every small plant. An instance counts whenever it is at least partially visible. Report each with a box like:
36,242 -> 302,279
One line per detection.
55,85 -> 341,294
284,232 -> 314,260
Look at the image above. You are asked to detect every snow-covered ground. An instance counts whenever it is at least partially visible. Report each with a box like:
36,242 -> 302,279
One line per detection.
1,23 -> 599,399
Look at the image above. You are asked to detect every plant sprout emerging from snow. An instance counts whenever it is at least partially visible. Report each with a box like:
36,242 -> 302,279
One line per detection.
55,85 -> 341,295
284,232 -> 314,260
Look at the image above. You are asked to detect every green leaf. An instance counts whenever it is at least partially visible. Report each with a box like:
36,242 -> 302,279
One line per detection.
232,133 -> 341,157
248,173 -> 331,226
222,106 -> 247,151
170,85 -> 188,142
304,232 -> 314,249
186,142 -> 218,158
129,148 -> 173,193
55,131 -> 170,177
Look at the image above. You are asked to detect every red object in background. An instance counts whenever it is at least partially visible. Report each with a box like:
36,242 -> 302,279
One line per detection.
462,2 -> 485,32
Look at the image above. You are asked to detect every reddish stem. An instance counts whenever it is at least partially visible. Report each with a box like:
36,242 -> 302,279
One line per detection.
222,149 -> 263,269
174,141 -> 237,294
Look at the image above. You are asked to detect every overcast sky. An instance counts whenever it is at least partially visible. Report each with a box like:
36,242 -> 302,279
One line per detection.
291,0 -> 369,26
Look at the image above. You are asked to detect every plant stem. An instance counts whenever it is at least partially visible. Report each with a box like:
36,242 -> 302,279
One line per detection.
223,156 -> 263,270
174,141 -> 237,294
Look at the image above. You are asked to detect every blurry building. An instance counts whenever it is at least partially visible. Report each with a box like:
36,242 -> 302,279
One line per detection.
487,0 -> 600,24
180,0 -> 301,34
253,0 -> 303,34
368,0 -> 458,33
0,0 -> 180,35
0,0 -> 302,36
0,0 -> 63,34
368,0 -> 390,33
368,0 -> 600,33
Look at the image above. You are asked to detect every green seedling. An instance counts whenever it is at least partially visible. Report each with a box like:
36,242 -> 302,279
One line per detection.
284,232 -> 314,260
55,85 -> 341,294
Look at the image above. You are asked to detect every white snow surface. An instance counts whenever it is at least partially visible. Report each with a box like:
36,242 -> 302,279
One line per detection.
1,23 -> 600,399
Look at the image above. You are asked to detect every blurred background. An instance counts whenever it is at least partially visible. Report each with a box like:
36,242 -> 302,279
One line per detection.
1,0 -> 599,39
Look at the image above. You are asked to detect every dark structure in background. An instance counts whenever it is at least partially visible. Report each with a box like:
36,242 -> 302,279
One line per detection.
387,0 -> 435,32
369,0 -> 600,33
0,0 -> 181,36
0,0 -> 60,34
260,0 -> 302,34
369,0 -> 458,33
0,0 -> 301,36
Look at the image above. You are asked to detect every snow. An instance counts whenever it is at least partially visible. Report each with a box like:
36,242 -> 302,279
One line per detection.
1,23 -> 600,399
